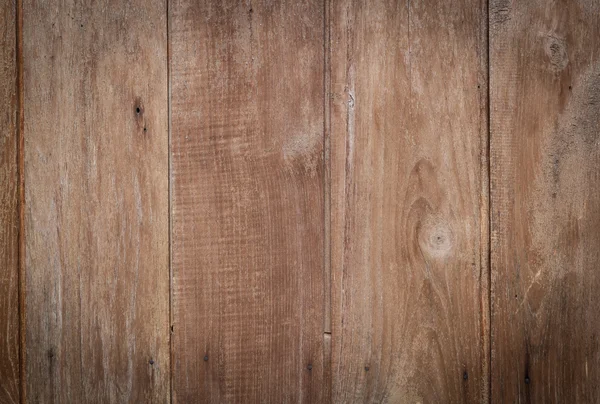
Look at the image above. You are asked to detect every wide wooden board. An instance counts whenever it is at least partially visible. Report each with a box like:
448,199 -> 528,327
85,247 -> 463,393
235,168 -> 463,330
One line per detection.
0,0 -> 21,402
490,0 -> 600,402
330,0 -> 489,402
23,1 -> 169,402
170,1 -> 326,402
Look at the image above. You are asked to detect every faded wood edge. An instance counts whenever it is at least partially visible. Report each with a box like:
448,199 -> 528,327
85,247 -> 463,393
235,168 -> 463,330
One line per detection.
17,0 -> 25,401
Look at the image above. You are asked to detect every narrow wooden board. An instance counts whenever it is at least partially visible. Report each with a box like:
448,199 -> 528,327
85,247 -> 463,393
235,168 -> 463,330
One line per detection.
490,1 -> 600,402
23,1 -> 169,402
0,0 -> 21,402
330,0 -> 489,402
170,1 -> 326,402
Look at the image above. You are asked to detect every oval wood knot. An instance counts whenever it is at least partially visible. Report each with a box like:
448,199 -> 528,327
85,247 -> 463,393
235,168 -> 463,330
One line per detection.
544,35 -> 568,72
418,217 -> 453,258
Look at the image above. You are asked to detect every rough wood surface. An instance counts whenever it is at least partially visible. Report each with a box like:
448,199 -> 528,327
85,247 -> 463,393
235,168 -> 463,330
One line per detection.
490,1 -> 600,402
170,1 -> 326,402
23,1 -> 169,402
330,0 -> 489,402
0,0 -> 21,402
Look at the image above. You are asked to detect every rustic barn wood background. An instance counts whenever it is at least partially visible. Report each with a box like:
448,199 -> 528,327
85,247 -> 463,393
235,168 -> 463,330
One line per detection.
1,0 -> 599,403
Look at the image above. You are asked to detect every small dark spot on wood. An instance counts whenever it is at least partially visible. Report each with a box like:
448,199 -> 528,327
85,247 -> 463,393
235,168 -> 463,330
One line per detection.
80,24 -> 83,28
170,325 -> 174,333
364,366 -> 370,371
136,107 -> 141,114
552,192 -> 557,199
515,294 -> 518,298
463,371 -> 468,380
204,355 -> 209,361
569,85 -> 572,90
47,348 -> 54,359
307,364 -> 313,371
143,127 -> 147,132
477,85 -> 481,89
525,376 -> 530,384
249,7 -> 253,13
149,359 -> 154,365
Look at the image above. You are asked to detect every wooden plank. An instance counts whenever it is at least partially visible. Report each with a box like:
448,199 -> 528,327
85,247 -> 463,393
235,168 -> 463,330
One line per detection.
490,1 -> 600,402
330,0 -> 489,402
23,1 -> 169,402
170,1 -> 326,403
0,0 -> 21,402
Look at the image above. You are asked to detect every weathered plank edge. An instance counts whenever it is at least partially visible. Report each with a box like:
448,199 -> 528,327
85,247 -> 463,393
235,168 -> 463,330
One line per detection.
323,0 -> 333,402
17,0 -> 25,401
167,0 -> 174,402
481,0 -> 491,402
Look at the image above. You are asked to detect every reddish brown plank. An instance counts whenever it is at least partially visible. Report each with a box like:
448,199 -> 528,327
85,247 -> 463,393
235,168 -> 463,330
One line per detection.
330,0 -> 489,402
24,1 -> 170,402
170,1 -> 326,403
0,0 -> 21,402
490,1 -> 600,402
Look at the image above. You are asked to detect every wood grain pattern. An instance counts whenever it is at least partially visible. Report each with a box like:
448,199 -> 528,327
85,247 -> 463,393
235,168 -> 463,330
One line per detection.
330,0 -> 489,402
490,1 -> 600,402
23,1 -> 169,402
170,1 -> 326,402
0,0 -> 21,402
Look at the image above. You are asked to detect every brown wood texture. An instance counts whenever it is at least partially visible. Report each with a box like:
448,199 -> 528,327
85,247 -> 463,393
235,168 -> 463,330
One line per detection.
490,0 -> 600,402
330,0 -> 489,402
0,0 -> 21,402
23,1 -> 169,402
170,1 -> 327,402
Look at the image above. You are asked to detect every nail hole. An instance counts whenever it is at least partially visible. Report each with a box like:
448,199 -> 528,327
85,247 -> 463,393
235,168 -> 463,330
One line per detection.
525,377 -> 530,384
143,127 -> 147,132
149,359 -> 154,365
204,355 -> 209,362
136,107 -> 141,114
307,364 -> 313,371
463,371 -> 468,380
568,85 -> 572,90
364,366 -> 370,372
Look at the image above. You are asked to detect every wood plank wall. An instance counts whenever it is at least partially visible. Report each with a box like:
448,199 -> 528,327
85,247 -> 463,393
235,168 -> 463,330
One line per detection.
490,0 -> 600,402
330,0 -> 489,402
169,1 -> 326,402
23,1 -> 169,402
0,0 -> 21,403
1,0 -> 599,402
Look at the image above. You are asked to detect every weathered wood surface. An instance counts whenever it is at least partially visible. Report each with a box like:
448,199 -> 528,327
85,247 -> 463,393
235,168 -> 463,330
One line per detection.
14,0 -> 600,402
23,1 -> 169,402
490,1 -> 600,402
0,0 -> 21,402
330,0 -> 489,402
170,1 -> 327,402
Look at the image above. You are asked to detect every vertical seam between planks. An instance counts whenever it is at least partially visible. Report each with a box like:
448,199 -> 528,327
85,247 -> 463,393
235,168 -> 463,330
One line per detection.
486,0 -> 492,402
323,0 -> 333,402
323,0 -> 332,337
16,0 -> 26,401
167,0 -> 173,401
